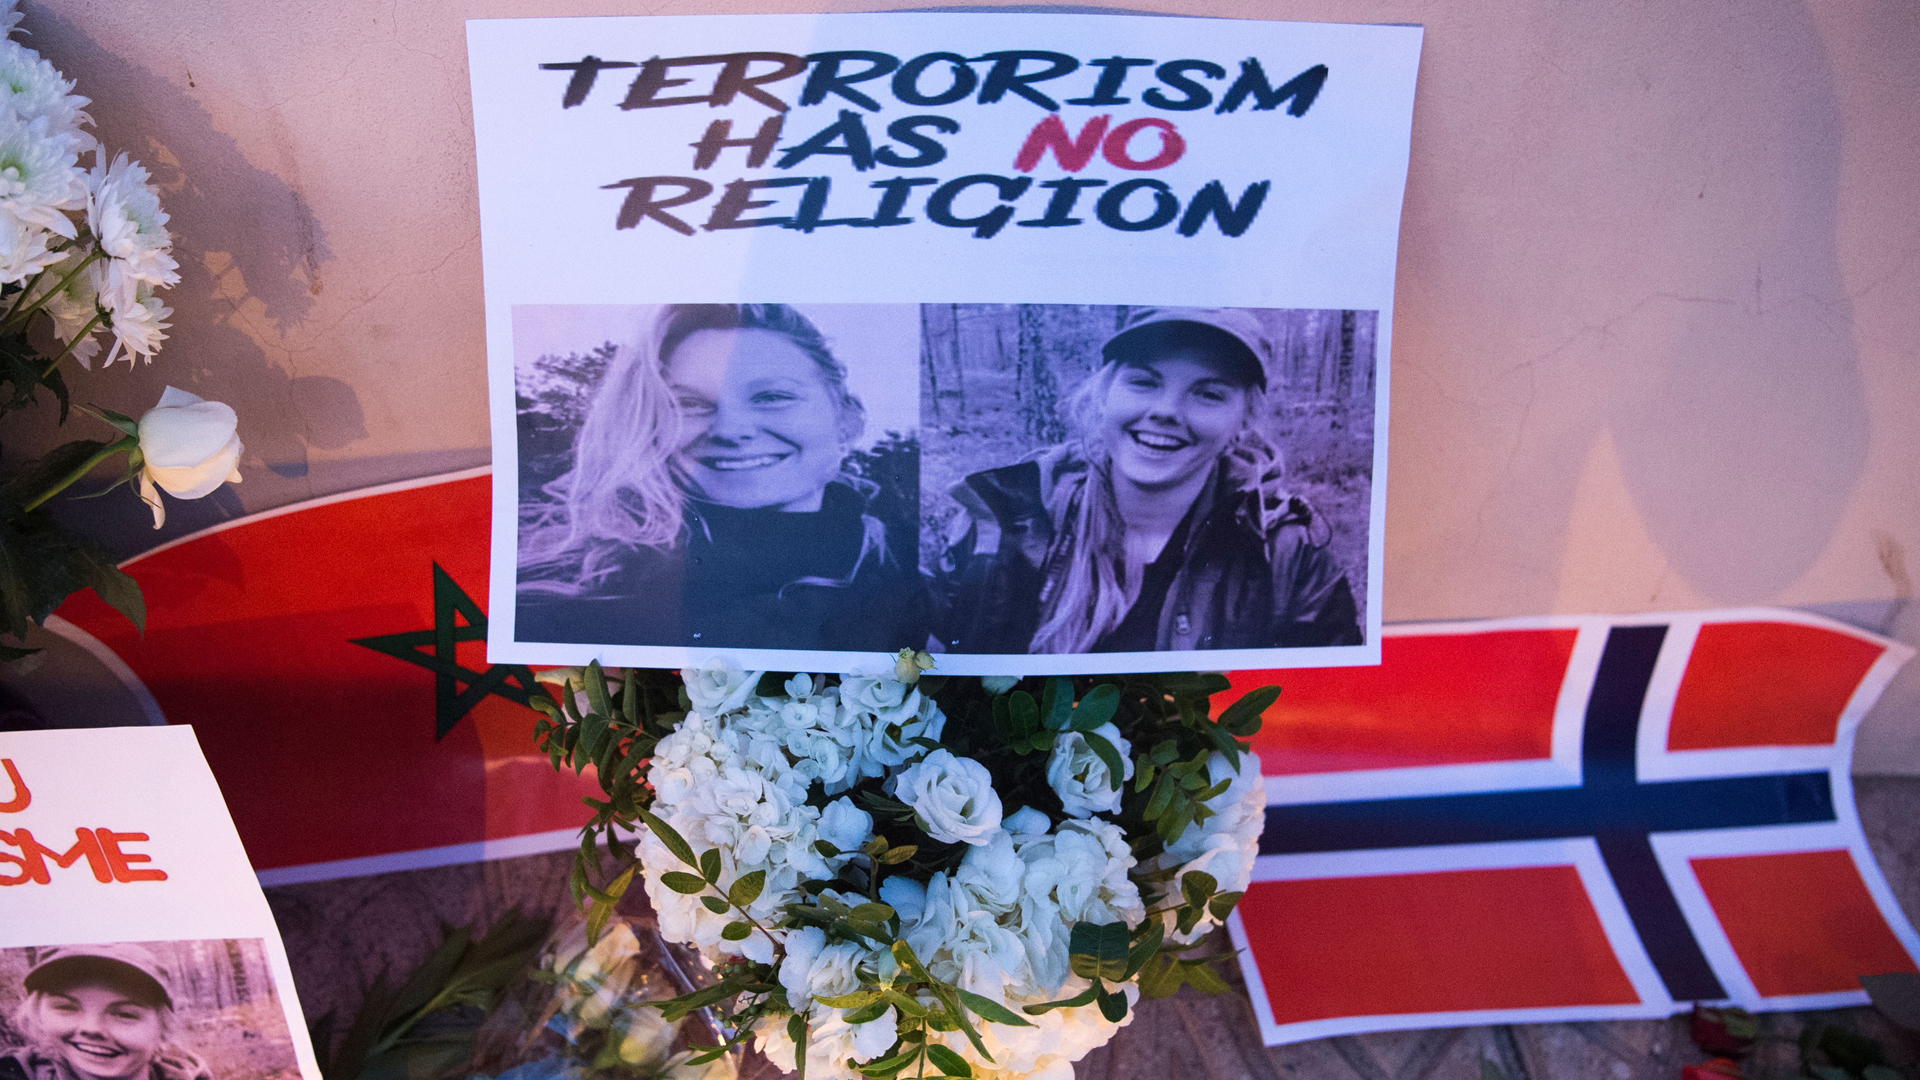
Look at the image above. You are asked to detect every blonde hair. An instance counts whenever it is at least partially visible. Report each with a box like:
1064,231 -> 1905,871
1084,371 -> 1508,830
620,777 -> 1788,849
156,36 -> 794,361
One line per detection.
1027,361 -> 1280,654
12,989 -> 176,1050
520,305 -> 868,594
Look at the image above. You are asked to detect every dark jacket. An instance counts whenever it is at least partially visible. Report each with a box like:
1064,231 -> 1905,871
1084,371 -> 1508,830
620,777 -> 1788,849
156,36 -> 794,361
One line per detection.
0,1047 -> 212,1080
517,482 -> 927,651
934,449 -> 1361,654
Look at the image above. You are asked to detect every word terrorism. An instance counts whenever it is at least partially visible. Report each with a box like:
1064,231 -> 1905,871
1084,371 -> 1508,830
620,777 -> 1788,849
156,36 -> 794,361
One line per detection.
539,49 -> 1331,239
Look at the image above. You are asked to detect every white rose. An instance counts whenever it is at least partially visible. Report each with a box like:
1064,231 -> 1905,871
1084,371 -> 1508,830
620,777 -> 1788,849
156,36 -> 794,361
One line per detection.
778,926 -> 864,1009
135,386 -> 241,528
879,875 -> 926,923
954,830 -> 1022,911
684,661 -> 758,714
1046,723 -> 1133,818
818,796 -> 873,855
892,749 -> 1002,846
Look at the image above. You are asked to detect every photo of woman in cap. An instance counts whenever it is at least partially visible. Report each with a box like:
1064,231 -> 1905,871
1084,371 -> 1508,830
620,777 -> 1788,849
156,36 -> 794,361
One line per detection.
1,944 -> 209,1080
934,307 -> 1363,655
516,304 -> 927,651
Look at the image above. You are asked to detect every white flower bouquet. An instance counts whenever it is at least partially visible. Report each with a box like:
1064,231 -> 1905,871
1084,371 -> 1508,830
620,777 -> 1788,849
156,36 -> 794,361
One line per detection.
533,661 -> 1276,1080
0,0 -> 242,658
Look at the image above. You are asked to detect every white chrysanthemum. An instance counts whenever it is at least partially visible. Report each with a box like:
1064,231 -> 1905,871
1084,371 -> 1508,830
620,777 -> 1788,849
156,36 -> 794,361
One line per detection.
86,152 -> 179,310
1155,751 -> 1265,941
22,248 -> 102,366
0,1 -> 21,38
0,210 -> 59,285
0,110 -> 82,238
0,40 -> 94,153
92,274 -> 169,367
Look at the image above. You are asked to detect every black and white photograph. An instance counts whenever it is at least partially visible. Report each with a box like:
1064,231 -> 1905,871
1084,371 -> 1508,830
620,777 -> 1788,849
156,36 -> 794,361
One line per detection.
512,304 -> 925,653
0,940 -> 301,1080
506,303 -> 1380,672
921,305 -> 1374,657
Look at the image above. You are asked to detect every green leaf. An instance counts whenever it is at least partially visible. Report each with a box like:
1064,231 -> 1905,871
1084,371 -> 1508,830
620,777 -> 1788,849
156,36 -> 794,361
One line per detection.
584,659 -> 611,718
1081,731 -> 1126,790
956,988 -> 1033,1027
814,839 -> 841,858
815,990 -> 884,1009
1041,677 -> 1073,731
1096,986 -> 1127,1023
1068,922 -> 1130,981
1150,739 -> 1180,766
1009,690 -> 1039,736
891,940 -> 935,984
842,1001 -> 889,1025
1215,684 -> 1279,736
880,989 -> 928,1017
662,871 -> 707,895
1208,891 -> 1244,921
1021,986 -> 1098,1015
637,809 -> 698,867
852,902 -> 896,923
1068,683 -> 1120,731
720,921 -> 752,941
1143,774 -> 1175,822
925,1045 -> 972,1078
605,862 -> 638,900
1181,958 -> 1230,994
700,895 -> 729,914
1123,921 -> 1165,980
1181,870 -> 1218,908
584,895 -> 612,944
881,844 -> 918,864
700,848 -> 722,883
729,869 -> 766,906
854,1048 -> 919,1077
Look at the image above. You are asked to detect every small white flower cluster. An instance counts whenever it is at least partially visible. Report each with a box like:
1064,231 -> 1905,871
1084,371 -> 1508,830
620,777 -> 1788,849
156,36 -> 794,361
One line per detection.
637,665 -> 1266,1080
0,0 -> 178,368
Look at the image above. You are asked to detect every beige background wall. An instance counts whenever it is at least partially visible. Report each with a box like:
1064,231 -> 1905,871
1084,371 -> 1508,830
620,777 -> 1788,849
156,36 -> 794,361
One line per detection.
25,1 -> 1920,767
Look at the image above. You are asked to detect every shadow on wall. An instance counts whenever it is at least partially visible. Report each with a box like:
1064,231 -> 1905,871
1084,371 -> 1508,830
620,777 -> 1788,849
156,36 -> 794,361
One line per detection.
1593,1 -> 1869,601
16,4 -> 368,507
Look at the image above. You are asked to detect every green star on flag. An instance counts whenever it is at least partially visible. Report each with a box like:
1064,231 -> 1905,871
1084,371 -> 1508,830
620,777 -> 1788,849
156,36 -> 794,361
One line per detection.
352,563 -> 544,740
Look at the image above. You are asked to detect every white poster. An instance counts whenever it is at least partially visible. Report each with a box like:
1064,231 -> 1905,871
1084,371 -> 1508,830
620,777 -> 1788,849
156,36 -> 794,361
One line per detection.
0,727 -> 319,1080
469,13 -> 1421,674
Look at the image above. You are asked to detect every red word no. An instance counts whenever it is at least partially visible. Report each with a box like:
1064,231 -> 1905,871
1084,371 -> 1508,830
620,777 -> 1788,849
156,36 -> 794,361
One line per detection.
1013,114 -> 1188,173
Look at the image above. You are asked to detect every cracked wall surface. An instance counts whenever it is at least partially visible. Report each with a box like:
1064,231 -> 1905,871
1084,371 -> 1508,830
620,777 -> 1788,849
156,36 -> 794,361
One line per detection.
22,0 -> 1920,768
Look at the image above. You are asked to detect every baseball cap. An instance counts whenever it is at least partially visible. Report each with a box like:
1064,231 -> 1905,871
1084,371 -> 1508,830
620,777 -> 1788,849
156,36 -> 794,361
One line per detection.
26,943 -> 175,1008
1101,307 -> 1270,390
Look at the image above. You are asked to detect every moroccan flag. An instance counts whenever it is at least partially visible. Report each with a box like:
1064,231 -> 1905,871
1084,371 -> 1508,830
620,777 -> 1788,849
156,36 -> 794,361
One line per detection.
53,468 -> 601,884
1226,615 -> 1920,1042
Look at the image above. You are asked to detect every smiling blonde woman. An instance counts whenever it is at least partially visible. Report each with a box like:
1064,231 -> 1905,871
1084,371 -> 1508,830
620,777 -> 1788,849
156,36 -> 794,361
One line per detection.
2,945 -> 209,1080
517,304 -> 926,650
935,307 -> 1361,655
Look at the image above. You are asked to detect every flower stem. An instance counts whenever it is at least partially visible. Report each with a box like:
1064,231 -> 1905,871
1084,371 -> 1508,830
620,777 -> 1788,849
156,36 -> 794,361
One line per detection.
20,436 -> 137,514
38,311 -> 105,379
6,247 -> 103,335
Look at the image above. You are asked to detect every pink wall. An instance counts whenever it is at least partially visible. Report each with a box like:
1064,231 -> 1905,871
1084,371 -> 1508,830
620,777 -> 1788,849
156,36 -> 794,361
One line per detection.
25,0 -> 1920,765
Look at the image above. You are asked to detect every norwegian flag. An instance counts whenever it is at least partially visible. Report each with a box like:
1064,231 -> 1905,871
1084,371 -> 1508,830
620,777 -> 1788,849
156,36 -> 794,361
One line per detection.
1226,615 -> 1920,1043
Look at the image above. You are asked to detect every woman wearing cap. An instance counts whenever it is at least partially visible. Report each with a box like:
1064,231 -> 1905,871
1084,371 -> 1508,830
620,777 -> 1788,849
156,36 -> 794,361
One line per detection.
516,304 -> 926,650
2,945 -> 210,1080
936,307 -> 1361,654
